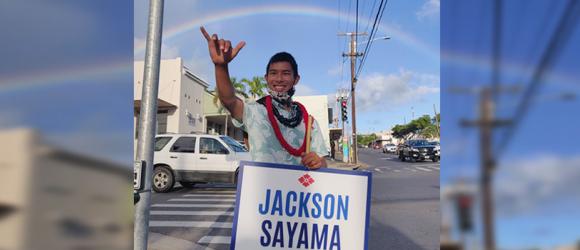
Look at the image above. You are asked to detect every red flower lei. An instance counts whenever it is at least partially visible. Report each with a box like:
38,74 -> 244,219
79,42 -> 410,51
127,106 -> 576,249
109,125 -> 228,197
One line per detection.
265,96 -> 309,156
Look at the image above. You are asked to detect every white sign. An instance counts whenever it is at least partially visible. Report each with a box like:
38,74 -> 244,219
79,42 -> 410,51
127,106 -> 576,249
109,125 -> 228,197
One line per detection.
134,161 -> 143,190
231,161 -> 372,250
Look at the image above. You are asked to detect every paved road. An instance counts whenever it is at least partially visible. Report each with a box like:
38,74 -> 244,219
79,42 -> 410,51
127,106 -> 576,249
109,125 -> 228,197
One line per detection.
361,148 -> 440,250
148,149 -> 439,250
148,184 -> 236,250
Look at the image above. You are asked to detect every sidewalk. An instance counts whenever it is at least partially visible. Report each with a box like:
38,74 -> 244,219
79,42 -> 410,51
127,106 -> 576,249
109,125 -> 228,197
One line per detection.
326,152 -> 368,171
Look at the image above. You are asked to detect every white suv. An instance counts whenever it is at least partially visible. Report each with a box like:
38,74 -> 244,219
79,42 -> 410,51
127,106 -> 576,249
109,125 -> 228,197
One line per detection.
152,133 -> 251,193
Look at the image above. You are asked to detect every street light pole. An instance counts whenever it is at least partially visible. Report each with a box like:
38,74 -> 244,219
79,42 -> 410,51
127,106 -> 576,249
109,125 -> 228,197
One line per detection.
134,1 -> 164,250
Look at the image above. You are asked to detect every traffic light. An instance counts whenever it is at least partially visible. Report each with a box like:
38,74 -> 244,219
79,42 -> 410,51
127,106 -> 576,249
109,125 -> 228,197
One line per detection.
456,194 -> 473,232
341,100 -> 348,121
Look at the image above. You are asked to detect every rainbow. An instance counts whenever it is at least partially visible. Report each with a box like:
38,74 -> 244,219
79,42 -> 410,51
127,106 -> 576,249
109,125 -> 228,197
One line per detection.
134,4 -> 438,58
440,50 -> 578,88
0,60 -> 131,93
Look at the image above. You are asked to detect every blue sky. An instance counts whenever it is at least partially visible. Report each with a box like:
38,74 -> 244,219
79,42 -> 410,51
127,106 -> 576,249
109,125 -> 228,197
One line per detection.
441,0 -> 580,249
0,1 -> 133,164
133,0 -> 440,135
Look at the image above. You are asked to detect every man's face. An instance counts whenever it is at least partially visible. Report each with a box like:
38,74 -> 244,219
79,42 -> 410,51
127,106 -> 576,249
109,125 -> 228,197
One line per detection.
265,61 -> 299,93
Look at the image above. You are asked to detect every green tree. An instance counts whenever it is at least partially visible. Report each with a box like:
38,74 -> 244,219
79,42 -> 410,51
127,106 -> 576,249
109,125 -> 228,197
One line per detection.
357,133 -> 378,147
242,76 -> 267,100
420,124 -> 439,139
212,77 -> 248,113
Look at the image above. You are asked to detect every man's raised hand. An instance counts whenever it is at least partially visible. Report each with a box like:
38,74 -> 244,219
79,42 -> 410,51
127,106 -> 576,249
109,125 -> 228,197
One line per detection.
200,26 -> 245,66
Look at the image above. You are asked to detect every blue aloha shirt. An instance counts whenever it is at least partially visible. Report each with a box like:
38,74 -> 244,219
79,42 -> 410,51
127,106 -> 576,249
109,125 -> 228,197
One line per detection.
232,99 -> 329,165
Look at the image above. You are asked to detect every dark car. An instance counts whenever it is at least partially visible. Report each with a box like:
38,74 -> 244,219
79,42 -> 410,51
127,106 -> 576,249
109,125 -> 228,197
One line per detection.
399,139 -> 440,162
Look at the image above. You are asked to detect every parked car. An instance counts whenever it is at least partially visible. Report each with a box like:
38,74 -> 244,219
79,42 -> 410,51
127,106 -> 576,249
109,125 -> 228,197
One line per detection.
382,143 -> 397,153
399,139 -> 440,162
151,133 -> 251,192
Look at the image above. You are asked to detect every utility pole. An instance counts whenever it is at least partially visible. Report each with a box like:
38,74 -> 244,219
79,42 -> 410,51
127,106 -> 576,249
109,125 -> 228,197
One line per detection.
433,104 -> 440,138
460,87 -> 512,250
339,32 -> 366,164
134,1 -> 164,250
480,89 -> 496,250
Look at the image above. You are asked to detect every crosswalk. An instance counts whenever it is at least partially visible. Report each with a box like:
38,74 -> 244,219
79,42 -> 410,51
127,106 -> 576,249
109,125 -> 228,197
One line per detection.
374,164 -> 440,173
149,189 -> 236,250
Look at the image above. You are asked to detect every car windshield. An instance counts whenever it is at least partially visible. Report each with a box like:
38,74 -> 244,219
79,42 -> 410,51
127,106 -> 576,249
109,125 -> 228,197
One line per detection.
410,140 -> 430,146
220,136 -> 248,152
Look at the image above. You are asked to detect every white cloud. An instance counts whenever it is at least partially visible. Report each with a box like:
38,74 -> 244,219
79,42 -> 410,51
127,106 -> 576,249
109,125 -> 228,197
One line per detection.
294,84 -> 318,96
416,0 -> 440,21
495,155 -> 580,217
355,69 -> 439,112
160,43 -> 181,59
184,54 -> 214,85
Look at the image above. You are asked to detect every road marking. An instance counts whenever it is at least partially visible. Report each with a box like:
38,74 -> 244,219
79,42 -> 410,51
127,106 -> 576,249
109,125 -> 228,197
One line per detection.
169,198 -> 236,202
152,204 -> 233,208
410,169 -> 418,172
374,168 -> 383,173
188,191 -> 236,194
393,170 -> 401,173
149,221 -> 233,228
413,164 -> 440,168
415,167 -> 432,172
150,211 -> 234,216
198,236 -> 231,244
183,194 -> 236,198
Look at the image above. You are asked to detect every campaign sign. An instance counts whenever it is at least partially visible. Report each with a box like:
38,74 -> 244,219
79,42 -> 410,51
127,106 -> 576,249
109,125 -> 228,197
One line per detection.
230,161 -> 372,250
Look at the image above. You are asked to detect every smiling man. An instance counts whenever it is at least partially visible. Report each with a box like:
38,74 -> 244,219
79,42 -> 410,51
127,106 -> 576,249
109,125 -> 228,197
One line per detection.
201,27 -> 328,169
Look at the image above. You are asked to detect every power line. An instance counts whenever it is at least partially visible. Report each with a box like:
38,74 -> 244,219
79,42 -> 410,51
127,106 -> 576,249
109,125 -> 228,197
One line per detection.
356,0 -> 359,51
364,0 -> 379,35
356,0 -> 388,79
495,0 -> 580,158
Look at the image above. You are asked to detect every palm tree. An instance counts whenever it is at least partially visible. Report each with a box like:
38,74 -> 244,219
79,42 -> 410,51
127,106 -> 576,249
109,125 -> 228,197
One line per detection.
212,77 -> 249,113
242,76 -> 267,100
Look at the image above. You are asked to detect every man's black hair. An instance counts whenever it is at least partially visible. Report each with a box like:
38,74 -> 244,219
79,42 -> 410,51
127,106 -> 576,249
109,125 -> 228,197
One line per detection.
266,52 -> 298,77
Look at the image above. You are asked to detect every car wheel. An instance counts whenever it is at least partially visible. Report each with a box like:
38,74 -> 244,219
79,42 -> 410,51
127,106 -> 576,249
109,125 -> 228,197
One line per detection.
153,166 -> 174,193
180,182 -> 196,188
432,157 -> 439,162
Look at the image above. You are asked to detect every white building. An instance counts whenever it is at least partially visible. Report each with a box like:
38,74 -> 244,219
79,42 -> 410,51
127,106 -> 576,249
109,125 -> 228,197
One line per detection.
134,58 -> 208,137
374,130 -> 401,146
0,128 -> 131,250
294,95 -> 331,153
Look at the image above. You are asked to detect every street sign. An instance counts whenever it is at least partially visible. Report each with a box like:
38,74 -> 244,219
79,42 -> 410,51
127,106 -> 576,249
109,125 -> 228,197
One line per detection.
134,161 -> 145,190
231,161 -> 372,250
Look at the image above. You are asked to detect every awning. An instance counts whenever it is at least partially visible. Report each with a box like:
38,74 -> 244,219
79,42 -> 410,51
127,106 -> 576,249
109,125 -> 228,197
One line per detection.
134,99 -> 177,113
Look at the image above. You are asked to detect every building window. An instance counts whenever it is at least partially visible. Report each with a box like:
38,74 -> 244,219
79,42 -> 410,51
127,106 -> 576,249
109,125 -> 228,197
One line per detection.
157,111 -> 168,134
